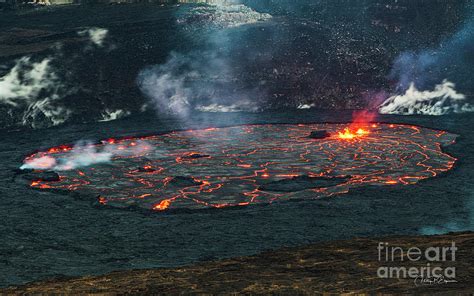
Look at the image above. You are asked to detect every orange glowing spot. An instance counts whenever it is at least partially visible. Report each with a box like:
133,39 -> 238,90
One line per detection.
276,174 -> 300,178
338,128 -> 356,139
78,171 -> 85,176
137,193 -> 152,199
98,196 -> 107,205
261,173 -> 270,178
130,142 -> 137,146
153,199 -> 171,211
385,180 -> 398,184
338,128 -> 369,140
237,164 -> 252,168
371,124 -> 378,128
356,128 -> 369,135
107,139 -> 115,144
389,124 -> 395,128
31,181 -> 40,187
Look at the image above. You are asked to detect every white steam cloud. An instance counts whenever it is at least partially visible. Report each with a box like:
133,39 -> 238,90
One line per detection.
297,103 -> 315,110
0,57 -> 57,106
138,2 -> 270,119
138,51 -> 264,117
0,56 -> 71,127
138,53 -> 194,117
379,80 -> 473,115
99,109 -> 131,122
0,26 -> 120,128
78,27 -> 109,47
21,141 -> 153,171
195,102 -> 258,112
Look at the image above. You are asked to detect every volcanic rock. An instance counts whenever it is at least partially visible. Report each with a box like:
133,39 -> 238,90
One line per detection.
169,176 -> 203,187
17,169 -> 60,182
308,130 -> 331,139
182,153 -> 211,160
259,175 -> 349,192
138,166 -> 156,173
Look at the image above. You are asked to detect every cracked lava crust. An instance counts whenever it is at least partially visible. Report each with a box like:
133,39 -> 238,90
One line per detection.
22,123 -> 458,211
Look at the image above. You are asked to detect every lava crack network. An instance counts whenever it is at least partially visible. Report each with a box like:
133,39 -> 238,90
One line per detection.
24,124 -> 457,211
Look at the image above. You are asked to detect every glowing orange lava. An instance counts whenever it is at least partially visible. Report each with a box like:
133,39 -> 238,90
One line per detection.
337,128 -> 370,139
153,199 -> 171,211
24,124 -> 458,211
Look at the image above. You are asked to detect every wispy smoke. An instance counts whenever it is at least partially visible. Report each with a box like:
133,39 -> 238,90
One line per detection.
0,56 -> 71,127
379,12 -> 474,115
78,27 -> 109,47
138,50 -> 263,116
138,52 -> 194,117
21,140 -> 152,171
390,15 -> 473,91
137,2 -> 270,118
297,103 -> 315,110
0,27 -> 119,128
379,80 -> 473,115
0,57 -> 59,107
195,102 -> 258,112
98,109 -> 131,122
420,193 -> 474,235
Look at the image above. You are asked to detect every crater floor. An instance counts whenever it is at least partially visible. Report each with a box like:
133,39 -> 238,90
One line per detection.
23,123 -> 457,211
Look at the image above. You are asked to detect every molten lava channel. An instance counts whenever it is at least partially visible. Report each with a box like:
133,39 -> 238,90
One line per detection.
23,124 -> 457,211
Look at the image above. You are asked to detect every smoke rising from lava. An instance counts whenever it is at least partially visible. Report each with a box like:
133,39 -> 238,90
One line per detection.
21,140 -> 153,171
379,11 -> 474,115
137,2 -> 270,118
379,80 -> 473,115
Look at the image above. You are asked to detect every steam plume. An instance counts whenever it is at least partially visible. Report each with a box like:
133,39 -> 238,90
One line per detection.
0,27 -> 117,128
379,80 -> 472,115
0,56 -> 71,127
390,15 -> 473,91
78,27 -> 109,47
21,141 -> 153,171
137,2 -> 270,118
380,12 -> 473,115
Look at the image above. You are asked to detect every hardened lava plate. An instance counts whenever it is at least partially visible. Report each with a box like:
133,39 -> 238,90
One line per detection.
23,124 -> 458,211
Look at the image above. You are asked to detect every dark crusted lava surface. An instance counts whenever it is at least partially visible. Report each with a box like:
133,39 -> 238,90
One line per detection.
0,111 -> 473,288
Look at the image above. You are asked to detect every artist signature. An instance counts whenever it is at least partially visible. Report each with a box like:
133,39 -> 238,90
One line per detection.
414,276 -> 458,287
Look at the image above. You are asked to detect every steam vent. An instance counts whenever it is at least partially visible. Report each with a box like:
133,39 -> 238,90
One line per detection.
19,123 -> 458,211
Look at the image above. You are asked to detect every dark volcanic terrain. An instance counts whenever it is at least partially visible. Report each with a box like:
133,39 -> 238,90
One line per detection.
0,1 -> 472,128
0,0 -> 473,291
3,232 -> 473,294
1,111 -> 474,288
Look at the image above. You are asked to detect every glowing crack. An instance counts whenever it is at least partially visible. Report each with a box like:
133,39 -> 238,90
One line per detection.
23,124 -> 457,211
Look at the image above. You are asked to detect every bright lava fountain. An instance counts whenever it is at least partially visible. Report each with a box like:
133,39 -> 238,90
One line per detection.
23,124 -> 457,211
